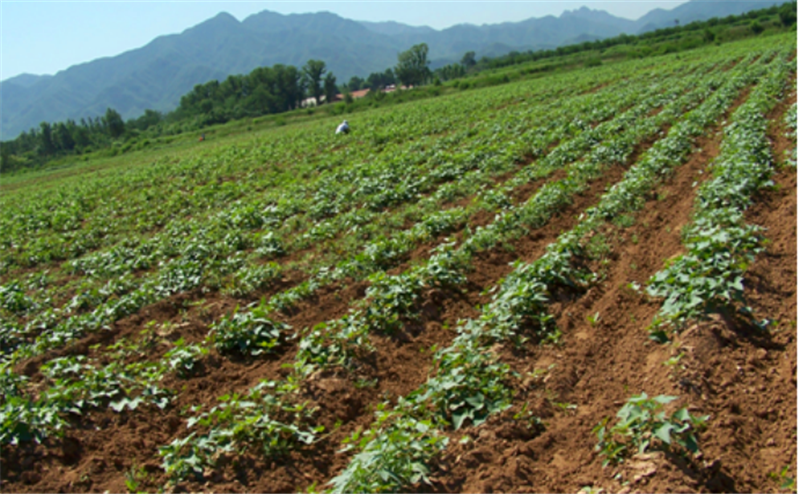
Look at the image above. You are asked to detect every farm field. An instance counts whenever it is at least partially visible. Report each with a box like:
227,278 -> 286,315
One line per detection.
0,32 -> 796,493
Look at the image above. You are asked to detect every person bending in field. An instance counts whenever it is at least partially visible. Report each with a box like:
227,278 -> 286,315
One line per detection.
335,120 -> 350,135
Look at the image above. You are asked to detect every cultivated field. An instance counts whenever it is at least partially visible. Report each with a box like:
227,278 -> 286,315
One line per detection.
0,33 -> 796,493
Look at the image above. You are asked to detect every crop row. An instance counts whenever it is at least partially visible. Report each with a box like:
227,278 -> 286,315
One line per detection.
286,54 -> 739,378
148,49 -> 765,489
785,101 -> 797,167
0,62 -> 700,363
0,37 -> 792,492
327,47 -> 784,493
0,50 -> 724,472
646,51 -> 793,335
0,61 -> 643,274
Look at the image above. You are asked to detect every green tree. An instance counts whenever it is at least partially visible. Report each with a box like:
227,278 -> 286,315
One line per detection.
273,64 -> 304,111
132,109 -> 163,131
383,68 -> 396,86
323,72 -> 338,104
53,122 -> 75,152
38,122 -> 56,155
0,142 -> 11,172
347,76 -> 365,92
104,108 -> 125,139
303,59 -> 326,105
395,43 -> 431,88
749,20 -> 765,35
702,28 -> 716,43
71,124 -> 91,150
366,69 -> 397,90
779,2 -> 797,27
461,51 -> 477,68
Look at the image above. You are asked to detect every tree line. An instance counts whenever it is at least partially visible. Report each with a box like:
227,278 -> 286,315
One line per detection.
1,0 -> 795,174
0,59 -> 340,173
0,44 -> 437,174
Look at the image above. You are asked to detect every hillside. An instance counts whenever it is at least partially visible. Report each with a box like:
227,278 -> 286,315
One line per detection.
0,32 -> 796,493
635,0 -> 789,31
0,0 -> 790,139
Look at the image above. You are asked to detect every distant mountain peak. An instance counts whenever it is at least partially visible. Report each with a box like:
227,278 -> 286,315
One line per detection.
183,11 -> 240,35
1,1 -> 791,139
204,11 -> 239,26
1,73 -> 52,87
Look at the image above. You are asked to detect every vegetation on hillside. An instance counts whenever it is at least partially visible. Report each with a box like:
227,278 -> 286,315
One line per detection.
0,1 -> 795,175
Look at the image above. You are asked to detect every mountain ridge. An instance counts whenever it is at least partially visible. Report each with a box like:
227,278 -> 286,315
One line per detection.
0,0 -> 788,138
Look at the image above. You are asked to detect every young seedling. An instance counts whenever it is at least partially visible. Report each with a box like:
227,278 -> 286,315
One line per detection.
124,461 -> 149,493
594,393 -> 708,466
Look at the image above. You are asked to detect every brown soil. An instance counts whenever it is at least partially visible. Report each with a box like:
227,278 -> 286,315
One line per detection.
416,91 -> 797,494
2,85 -> 796,494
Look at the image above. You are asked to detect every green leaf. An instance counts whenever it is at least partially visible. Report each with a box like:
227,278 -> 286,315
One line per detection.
648,330 -> 671,344
452,409 -> 471,430
652,395 -> 676,405
464,393 -> 485,410
682,434 -> 700,453
654,423 -> 674,444
672,408 -> 692,422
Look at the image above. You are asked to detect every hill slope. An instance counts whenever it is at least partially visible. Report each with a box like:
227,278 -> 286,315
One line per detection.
0,0 -> 790,138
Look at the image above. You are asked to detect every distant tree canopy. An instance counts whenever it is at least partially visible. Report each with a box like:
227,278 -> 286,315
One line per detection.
395,43 -> 431,87
176,64 -> 306,123
303,59 -> 327,105
0,112 -> 131,173
461,51 -> 477,67
434,63 -> 466,82
1,60 -> 339,173
750,20 -> 765,34
324,72 -> 339,104
104,108 -> 126,139
366,69 -> 396,90
346,76 -> 365,92
779,1 -> 796,26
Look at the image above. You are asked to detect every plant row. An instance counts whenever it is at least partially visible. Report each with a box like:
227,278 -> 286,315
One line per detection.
646,50 -> 794,334
0,63 -> 691,363
325,49 -> 775,493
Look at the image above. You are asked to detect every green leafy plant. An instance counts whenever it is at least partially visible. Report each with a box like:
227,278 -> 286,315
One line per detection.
124,461 -> 149,493
513,402 -> 545,432
328,408 -> 448,493
593,393 -> 708,466
362,271 -> 424,333
768,465 -> 796,492
647,218 -> 764,331
415,343 -> 514,430
296,312 -> 374,373
164,338 -> 208,377
208,301 -> 289,356
0,395 -> 66,445
161,384 -> 320,484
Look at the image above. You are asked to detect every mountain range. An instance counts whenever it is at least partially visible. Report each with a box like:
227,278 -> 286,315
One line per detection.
0,0 -> 787,139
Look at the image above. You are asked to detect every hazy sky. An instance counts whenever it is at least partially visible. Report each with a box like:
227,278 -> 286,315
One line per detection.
1,1 -> 686,80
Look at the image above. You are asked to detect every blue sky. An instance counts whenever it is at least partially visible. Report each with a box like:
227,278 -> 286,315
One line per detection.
1,1 -> 685,80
